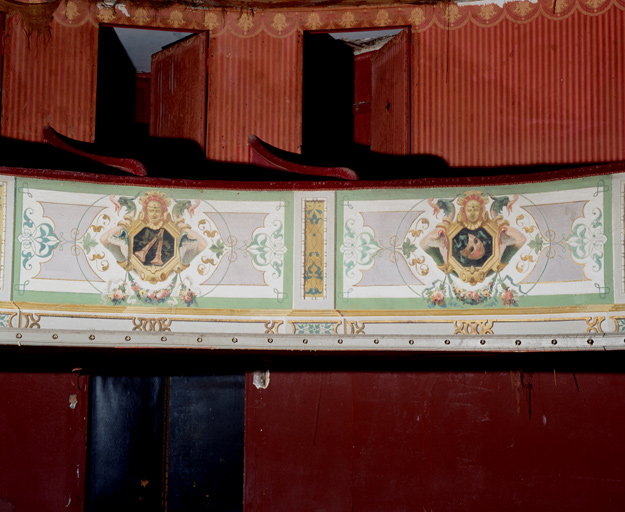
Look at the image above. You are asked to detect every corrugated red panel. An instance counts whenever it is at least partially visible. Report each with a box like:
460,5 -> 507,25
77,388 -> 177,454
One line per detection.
1,16 -> 97,142
207,31 -> 302,163
150,32 -> 207,151
135,73 -> 151,125
371,29 -> 411,155
0,372 -> 88,511
414,10 -> 625,166
245,367 -> 625,511
353,52 -> 372,146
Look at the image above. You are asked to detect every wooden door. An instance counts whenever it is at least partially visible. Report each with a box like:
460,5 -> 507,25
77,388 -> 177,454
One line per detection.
370,29 -> 411,155
150,32 -> 208,151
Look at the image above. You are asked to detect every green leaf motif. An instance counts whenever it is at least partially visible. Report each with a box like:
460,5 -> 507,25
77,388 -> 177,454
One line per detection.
210,238 -> 225,259
528,233 -> 543,254
81,232 -> 98,254
401,238 -> 417,259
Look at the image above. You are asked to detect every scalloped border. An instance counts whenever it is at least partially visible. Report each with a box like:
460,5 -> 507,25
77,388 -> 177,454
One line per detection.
48,0 -> 625,34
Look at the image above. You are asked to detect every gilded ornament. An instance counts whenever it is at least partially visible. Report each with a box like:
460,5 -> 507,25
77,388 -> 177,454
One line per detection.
306,13 -> 323,30
203,12 -> 220,30
442,4 -> 461,24
97,8 -> 115,23
264,320 -> 283,334
132,317 -> 172,332
585,316 -> 604,334
169,10 -> 185,28
408,7 -> 426,26
272,14 -> 288,33
479,5 -> 496,20
453,319 -> 494,335
515,253 -> 535,273
63,1 -> 79,21
374,10 -> 391,27
238,13 -> 255,33
340,12 -> 356,29
584,0 -> 605,8
513,1 -> 533,16
133,7 -> 151,25
348,321 -> 366,334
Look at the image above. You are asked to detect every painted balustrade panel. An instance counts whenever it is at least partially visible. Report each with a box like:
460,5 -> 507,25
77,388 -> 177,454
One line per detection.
337,179 -> 610,310
0,169 -> 624,350
12,180 -> 292,310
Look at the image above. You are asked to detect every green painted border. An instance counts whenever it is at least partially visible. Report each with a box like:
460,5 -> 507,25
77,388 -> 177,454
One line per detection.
335,193 -> 346,309
339,175 -> 606,202
602,176 -> 614,302
11,181 -> 24,300
15,177 -> 288,202
338,293 -> 611,312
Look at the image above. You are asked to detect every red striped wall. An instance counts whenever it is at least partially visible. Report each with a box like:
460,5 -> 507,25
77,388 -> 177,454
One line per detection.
413,7 -> 625,167
1,16 -> 97,142
207,30 -> 302,163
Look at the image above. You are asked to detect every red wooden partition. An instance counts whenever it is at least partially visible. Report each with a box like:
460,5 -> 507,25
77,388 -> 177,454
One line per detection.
0,372 -> 88,511
150,32 -> 208,151
371,28 -> 411,155
245,357 -> 625,511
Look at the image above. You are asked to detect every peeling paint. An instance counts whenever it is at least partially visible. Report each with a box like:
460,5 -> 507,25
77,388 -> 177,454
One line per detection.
253,370 -> 270,389
69,394 -> 77,409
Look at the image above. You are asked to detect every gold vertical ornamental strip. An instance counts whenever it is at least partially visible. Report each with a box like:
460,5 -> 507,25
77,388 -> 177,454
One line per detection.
303,200 -> 325,300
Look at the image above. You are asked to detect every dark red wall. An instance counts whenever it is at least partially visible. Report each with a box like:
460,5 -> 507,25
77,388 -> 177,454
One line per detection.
0,372 -> 88,511
245,355 -> 625,511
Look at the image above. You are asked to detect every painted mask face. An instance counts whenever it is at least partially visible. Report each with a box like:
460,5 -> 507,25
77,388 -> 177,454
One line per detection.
146,201 -> 163,223
464,200 -> 482,224
459,233 -> 486,260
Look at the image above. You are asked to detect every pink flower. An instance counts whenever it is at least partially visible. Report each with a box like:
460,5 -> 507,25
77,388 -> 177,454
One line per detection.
113,289 -> 124,300
503,289 -> 514,301
132,283 -> 140,292
156,290 -> 166,300
468,290 -> 480,302
147,290 -> 155,299
431,290 -> 444,304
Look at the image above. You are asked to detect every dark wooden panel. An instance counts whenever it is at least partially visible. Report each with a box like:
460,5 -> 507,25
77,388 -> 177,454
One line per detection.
0,373 -> 88,511
245,365 -> 625,511
88,376 -> 166,511
150,32 -> 208,151
371,28 -> 411,155
167,375 -> 245,512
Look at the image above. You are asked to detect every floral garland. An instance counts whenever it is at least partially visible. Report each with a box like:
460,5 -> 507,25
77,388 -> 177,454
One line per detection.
107,274 -> 199,307
424,273 -> 520,308
178,284 -> 198,307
